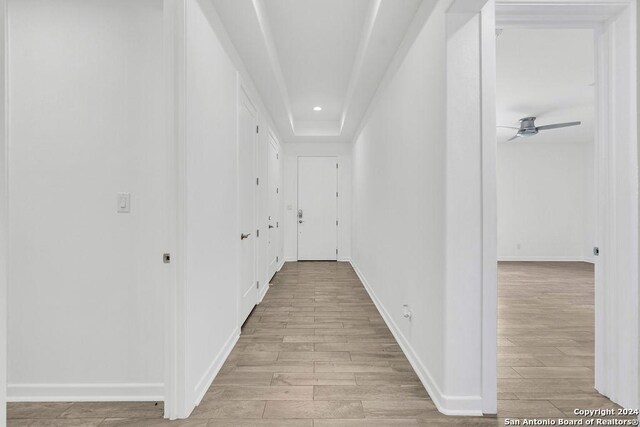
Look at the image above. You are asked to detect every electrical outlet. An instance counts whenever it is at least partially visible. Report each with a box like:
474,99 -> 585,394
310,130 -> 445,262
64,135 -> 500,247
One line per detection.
403,304 -> 412,320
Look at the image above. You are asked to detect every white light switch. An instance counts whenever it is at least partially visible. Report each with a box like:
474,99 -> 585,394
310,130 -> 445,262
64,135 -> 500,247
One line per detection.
117,192 -> 131,213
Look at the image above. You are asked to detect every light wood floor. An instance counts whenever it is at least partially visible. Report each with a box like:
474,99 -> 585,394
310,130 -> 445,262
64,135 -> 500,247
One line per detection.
8,261 -> 625,426
497,261 -> 623,419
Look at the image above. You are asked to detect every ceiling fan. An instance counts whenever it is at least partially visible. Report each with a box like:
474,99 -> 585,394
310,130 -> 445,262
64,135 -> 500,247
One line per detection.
498,116 -> 581,141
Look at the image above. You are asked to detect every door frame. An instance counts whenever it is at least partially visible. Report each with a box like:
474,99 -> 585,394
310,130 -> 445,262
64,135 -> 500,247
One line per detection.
266,131 -> 280,281
237,81 -> 259,324
163,0 -> 187,419
296,155 -> 338,261
1,0 -> 7,421
478,0 -> 638,412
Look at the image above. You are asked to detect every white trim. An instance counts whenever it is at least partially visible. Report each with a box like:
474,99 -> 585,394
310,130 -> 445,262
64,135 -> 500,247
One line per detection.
277,256 -> 286,271
258,282 -> 270,304
479,0 -> 498,415
0,0 -> 7,422
498,256 -> 596,263
350,260 -> 483,416
7,383 -> 164,402
192,329 -> 239,408
163,0 -> 188,420
495,1 -> 628,28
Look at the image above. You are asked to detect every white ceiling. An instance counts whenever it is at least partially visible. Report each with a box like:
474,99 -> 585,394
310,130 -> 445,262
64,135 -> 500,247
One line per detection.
210,0 -> 423,143
496,28 -> 595,144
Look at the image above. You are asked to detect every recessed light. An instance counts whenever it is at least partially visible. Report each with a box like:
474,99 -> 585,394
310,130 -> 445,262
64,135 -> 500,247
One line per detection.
313,106 -> 322,111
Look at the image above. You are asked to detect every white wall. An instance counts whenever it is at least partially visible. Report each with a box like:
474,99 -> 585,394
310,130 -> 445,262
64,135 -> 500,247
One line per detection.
8,0 -> 166,400
443,9 -> 485,412
183,0 -> 240,410
283,142 -> 351,261
178,0 -> 284,416
495,28 -> 596,262
497,135 -> 594,261
351,0 -> 448,412
352,0 -> 493,415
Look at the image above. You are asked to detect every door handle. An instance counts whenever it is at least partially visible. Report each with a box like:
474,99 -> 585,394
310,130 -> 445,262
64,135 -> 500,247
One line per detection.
269,225 -> 274,229
241,233 -> 251,240
298,220 -> 303,224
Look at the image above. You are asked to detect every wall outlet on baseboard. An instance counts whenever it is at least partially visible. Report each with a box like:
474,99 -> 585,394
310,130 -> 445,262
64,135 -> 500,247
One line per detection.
403,304 -> 412,320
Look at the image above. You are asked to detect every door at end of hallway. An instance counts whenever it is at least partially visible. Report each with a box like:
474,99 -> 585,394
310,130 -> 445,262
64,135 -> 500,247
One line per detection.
297,156 -> 338,261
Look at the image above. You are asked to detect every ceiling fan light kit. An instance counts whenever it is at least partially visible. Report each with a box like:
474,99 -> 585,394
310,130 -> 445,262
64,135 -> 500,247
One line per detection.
498,116 -> 581,141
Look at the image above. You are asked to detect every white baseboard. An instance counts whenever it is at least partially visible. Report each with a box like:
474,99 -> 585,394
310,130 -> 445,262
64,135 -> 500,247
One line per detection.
498,255 -> 595,263
277,257 -> 286,271
349,259 -> 483,417
7,383 -> 164,402
192,328 -> 240,409
258,282 -> 270,303
282,258 -> 352,263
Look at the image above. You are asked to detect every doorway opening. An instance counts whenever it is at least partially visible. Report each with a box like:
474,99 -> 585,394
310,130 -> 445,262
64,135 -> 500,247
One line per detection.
479,0 -> 638,414
495,25 -> 601,412
496,26 -> 605,415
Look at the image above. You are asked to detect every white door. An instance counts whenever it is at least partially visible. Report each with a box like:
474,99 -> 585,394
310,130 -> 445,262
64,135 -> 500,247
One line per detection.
267,136 -> 280,279
238,88 -> 257,325
297,156 -> 338,260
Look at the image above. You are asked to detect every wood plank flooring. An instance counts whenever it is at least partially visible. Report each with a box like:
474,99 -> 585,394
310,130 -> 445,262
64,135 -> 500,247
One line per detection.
8,261 -> 627,426
497,261 -> 626,420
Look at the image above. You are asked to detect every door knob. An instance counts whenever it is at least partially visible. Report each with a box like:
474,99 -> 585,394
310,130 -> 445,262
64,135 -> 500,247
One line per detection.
298,220 -> 303,224
241,233 -> 251,240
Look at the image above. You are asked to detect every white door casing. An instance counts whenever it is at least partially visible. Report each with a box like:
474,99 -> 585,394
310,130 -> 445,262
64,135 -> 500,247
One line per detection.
238,86 -> 258,325
297,156 -> 338,261
0,0 -> 6,421
267,135 -> 280,280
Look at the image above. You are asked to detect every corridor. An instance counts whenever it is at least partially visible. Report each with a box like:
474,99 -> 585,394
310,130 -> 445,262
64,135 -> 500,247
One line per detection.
9,262 -> 496,426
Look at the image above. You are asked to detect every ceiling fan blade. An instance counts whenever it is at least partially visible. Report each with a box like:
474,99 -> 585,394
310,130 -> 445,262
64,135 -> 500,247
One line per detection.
536,121 -> 581,131
506,134 -> 520,142
497,126 -> 520,130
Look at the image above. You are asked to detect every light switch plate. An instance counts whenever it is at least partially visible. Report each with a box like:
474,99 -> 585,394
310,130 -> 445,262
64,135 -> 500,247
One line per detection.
117,192 -> 131,213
